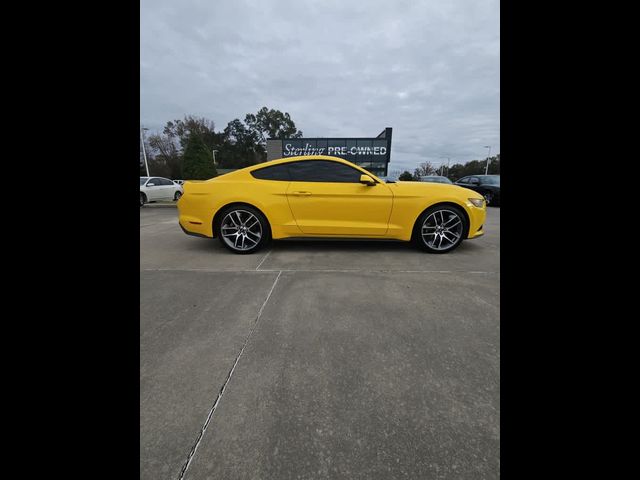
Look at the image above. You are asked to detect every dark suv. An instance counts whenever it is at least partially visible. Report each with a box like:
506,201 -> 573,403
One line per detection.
455,175 -> 500,206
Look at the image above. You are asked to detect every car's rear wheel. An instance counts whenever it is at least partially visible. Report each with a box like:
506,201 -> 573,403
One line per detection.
217,205 -> 270,254
174,191 -> 182,201
414,205 -> 466,253
140,193 -> 146,207
483,191 -> 494,206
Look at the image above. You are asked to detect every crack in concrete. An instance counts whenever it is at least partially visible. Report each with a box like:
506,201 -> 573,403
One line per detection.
177,270 -> 283,480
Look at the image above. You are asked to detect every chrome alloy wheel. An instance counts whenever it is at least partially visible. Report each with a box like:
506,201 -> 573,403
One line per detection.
421,209 -> 463,251
220,210 -> 263,251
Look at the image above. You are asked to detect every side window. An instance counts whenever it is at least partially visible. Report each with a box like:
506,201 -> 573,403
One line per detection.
457,177 -> 468,184
163,178 -> 174,186
149,178 -> 161,186
469,177 -> 480,185
251,164 -> 291,181
287,160 -> 362,183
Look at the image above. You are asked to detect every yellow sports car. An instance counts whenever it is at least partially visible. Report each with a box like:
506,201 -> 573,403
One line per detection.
178,155 -> 486,254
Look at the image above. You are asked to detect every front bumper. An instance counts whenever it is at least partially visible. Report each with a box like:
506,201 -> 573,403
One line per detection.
465,201 -> 487,239
468,225 -> 485,239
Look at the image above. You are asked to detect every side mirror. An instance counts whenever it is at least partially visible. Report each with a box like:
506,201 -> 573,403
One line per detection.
359,174 -> 376,186
147,183 -> 155,186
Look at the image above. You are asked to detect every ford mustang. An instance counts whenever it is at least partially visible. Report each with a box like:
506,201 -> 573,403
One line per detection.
177,155 -> 486,254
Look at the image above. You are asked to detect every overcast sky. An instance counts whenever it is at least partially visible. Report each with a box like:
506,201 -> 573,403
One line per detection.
141,0 -> 499,173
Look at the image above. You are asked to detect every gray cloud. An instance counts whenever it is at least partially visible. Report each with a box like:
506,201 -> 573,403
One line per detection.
141,0 -> 499,172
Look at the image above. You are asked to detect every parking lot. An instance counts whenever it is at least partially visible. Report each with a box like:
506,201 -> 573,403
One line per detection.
140,206 -> 500,479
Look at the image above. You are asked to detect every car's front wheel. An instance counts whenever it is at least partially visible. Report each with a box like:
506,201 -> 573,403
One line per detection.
217,205 -> 270,254
174,191 -> 182,201
483,191 -> 494,206
414,205 -> 467,253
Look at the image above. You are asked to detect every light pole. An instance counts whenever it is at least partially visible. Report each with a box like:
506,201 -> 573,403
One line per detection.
212,149 -> 218,166
440,156 -> 450,177
483,146 -> 492,175
141,127 -> 150,176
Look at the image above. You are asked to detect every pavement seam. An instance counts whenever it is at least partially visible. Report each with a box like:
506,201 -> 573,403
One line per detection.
177,270 -> 283,480
255,250 -> 272,270
143,267 -> 497,275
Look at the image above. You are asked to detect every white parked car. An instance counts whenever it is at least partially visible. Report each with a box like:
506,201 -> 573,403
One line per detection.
140,176 -> 184,206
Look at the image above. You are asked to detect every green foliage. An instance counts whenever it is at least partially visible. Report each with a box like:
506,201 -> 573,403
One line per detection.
398,171 -> 414,181
182,134 -> 217,180
142,108 -> 303,175
163,116 -> 218,151
447,154 -> 500,181
244,107 -> 303,146
219,118 -> 263,167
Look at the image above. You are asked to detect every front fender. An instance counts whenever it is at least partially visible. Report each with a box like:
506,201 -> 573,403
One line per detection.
387,195 -> 484,241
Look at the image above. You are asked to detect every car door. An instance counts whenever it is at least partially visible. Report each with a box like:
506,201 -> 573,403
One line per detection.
146,177 -> 163,200
285,160 -> 393,236
467,176 -> 481,194
159,178 -> 176,200
455,176 -> 469,188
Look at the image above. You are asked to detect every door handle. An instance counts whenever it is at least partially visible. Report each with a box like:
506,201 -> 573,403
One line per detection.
291,191 -> 312,196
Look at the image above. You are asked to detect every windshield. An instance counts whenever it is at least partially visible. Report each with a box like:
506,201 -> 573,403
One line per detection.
140,177 -> 148,185
481,175 -> 500,185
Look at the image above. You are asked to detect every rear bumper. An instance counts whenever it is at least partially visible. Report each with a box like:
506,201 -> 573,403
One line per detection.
177,193 -> 215,237
179,221 -> 213,239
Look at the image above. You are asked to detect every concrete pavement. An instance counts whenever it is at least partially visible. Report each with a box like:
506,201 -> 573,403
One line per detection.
140,207 -> 500,479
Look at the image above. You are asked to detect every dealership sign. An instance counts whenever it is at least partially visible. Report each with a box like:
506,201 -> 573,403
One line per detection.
283,143 -> 387,157
266,128 -> 392,176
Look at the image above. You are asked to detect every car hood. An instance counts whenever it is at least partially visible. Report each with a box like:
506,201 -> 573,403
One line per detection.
389,181 -> 482,199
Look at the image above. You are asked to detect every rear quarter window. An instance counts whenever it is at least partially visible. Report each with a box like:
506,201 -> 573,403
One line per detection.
251,164 -> 291,181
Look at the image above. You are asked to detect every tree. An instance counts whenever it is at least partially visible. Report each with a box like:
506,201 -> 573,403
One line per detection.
218,119 -> 263,168
413,161 -> 437,179
487,154 -> 500,175
163,115 -> 217,150
244,107 -> 303,148
447,155 -> 500,181
182,134 -> 217,180
148,133 -> 182,179
398,171 -> 414,181
143,108 -> 304,171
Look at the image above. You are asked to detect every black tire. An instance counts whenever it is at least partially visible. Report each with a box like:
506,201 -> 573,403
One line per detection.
174,191 -> 182,201
140,192 -> 146,207
216,204 -> 271,254
483,191 -> 494,206
413,204 -> 467,253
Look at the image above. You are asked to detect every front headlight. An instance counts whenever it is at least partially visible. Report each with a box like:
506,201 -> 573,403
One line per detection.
468,198 -> 485,208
